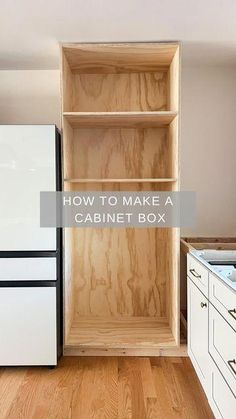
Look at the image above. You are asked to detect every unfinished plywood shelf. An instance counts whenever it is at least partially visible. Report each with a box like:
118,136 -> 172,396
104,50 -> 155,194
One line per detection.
62,42 -> 179,73
63,111 -> 177,128
61,42 -> 180,356
64,178 -> 178,183
66,317 -> 176,348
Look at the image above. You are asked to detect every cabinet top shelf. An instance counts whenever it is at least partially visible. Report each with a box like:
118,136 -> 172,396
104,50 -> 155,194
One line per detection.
63,111 -> 177,128
62,43 -> 179,73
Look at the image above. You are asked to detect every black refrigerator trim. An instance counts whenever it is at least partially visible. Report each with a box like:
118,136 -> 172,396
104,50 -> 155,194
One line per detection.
0,280 -> 57,287
55,126 -> 63,360
55,126 -> 62,192
0,251 -> 57,258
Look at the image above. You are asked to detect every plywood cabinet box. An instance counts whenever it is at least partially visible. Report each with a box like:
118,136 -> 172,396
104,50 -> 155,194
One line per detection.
60,42 -> 180,356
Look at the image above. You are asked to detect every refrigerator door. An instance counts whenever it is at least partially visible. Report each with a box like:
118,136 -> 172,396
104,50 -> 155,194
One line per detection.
0,287 -> 57,366
0,125 -> 57,251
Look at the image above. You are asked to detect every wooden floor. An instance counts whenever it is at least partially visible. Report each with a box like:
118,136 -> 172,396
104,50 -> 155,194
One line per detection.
0,357 -> 214,419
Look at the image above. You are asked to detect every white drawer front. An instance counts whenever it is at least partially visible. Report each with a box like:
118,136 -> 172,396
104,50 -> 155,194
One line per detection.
188,277 -> 211,395
210,362 -> 236,419
209,304 -> 236,395
0,287 -> 57,365
0,257 -> 57,281
187,254 -> 209,297
209,273 -> 236,331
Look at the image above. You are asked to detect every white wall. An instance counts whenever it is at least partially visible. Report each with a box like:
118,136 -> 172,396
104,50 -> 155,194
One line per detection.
0,67 -> 236,236
181,66 -> 236,236
0,70 -> 60,127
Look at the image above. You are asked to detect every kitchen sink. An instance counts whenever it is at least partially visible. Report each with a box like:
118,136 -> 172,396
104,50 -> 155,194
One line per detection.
192,250 -> 236,284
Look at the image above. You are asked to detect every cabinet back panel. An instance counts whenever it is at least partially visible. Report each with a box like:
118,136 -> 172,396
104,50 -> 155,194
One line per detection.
69,182 -> 175,319
72,72 -> 167,112
72,127 -> 171,179
72,227 -> 173,318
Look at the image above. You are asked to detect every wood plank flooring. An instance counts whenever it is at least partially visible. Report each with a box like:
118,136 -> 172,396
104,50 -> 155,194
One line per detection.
0,357 -> 214,419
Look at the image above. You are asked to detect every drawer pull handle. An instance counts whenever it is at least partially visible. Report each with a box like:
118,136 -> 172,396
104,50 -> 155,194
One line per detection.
200,302 -> 207,308
228,309 -> 236,320
190,269 -> 201,279
228,359 -> 236,375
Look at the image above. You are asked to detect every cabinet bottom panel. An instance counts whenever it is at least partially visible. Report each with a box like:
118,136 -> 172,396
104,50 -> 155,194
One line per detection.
64,316 -> 178,355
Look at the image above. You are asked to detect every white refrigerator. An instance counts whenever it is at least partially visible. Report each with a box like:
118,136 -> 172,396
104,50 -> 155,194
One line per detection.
0,125 -> 62,366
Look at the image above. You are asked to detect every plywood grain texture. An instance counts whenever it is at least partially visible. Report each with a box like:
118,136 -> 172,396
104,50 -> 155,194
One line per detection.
167,47 -> 180,112
63,111 -> 177,128
181,237 -> 236,253
72,228 -> 171,318
62,43 -> 179,73
65,178 -> 177,183
63,181 -> 75,341
67,318 -> 175,348
72,71 -> 167,112
71,127 -> 172,180
62,116 -> 74,180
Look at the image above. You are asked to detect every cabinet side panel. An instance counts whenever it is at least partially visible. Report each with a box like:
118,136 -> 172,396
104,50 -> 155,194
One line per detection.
63,117 -> 74,179
62,80 -> 75,341
64,185 -> 75,343
170,228 -> 180,344
61,50 -> 74,112
168,118 -> 179,181
167,47 -> 180,112
167,47 -> 180,345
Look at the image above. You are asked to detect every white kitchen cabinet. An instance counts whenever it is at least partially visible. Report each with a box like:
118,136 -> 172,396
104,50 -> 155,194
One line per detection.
188,253 -> 236,419
210,362 -> 236,419
209,304 -> 236,395
209,272 -> 236,331
0,287 -> 57,366
188,254 -> 209,296
188,276 -> 211,394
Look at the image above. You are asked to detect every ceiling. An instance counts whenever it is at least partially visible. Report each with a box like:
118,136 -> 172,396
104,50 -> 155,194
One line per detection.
1,0 -> 236,69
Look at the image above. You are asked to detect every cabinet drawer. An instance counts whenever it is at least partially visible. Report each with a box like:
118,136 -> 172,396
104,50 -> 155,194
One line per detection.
0,287 -> 57,365
209,304 -> 236,395
210,362 -> 236,419
0,257 -> 57,281
187,277 -> 210,395
187,254 -> 208,297
209,273 -> 236,331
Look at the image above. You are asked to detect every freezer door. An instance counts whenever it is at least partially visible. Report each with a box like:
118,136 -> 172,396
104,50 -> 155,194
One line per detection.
0,287 -> 57,366
0,125 -> 57,251
0,257 -> 57,281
